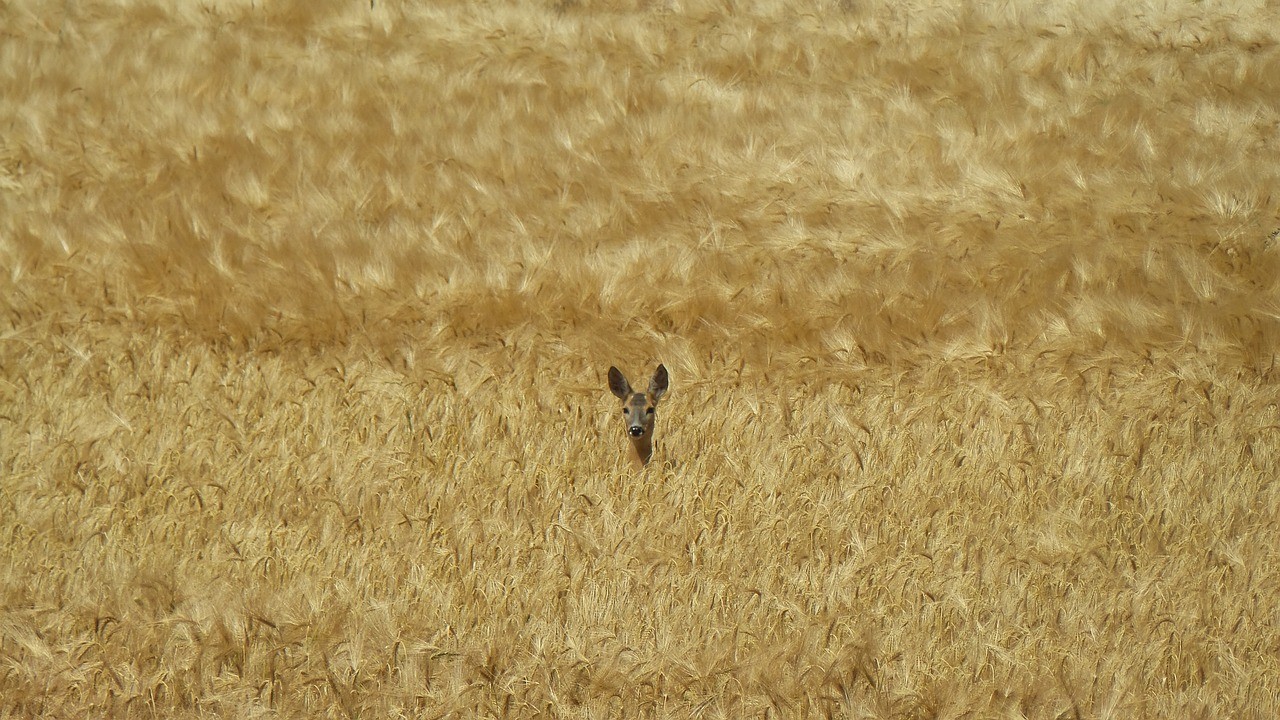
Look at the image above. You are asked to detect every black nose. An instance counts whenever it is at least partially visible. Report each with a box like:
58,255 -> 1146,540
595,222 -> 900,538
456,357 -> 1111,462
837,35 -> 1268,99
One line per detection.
628,426 -> 644,437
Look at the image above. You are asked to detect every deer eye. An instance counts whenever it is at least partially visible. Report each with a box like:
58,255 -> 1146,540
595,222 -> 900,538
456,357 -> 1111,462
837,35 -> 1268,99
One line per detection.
646,408 -> 654,415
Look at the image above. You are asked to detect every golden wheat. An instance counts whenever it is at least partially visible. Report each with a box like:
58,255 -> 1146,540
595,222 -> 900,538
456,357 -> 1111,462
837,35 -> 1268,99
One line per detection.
2,0 -> 1279,717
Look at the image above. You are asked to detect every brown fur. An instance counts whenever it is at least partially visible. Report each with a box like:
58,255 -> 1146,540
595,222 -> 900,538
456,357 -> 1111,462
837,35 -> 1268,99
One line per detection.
608,365 -> 669,466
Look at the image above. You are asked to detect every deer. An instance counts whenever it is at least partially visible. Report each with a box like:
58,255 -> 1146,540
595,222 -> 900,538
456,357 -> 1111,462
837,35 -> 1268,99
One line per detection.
607,364 -> 669,467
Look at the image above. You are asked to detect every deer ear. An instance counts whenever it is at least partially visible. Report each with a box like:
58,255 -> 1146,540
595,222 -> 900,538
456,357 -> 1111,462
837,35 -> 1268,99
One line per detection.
608,367 -> 631,399
648,364 -> 669,401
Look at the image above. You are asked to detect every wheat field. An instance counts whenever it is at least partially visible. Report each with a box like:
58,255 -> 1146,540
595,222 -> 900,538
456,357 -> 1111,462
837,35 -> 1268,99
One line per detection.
2,1 -> 1279,717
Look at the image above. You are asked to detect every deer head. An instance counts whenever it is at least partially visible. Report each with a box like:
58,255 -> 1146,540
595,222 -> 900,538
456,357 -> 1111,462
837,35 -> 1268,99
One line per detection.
607,364 -> 669,466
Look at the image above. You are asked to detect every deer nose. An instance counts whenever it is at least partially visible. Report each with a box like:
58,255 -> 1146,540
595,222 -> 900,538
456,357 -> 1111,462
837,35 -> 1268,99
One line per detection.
628,426 -> 644,437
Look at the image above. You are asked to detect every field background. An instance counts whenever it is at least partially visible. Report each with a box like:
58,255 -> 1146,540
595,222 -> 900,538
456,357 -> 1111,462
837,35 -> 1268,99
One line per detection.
3,0 -> 1280,717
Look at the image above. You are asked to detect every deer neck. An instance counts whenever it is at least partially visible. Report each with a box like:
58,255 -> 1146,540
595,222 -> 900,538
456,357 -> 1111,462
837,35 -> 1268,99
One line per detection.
629,435 -> 653,466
